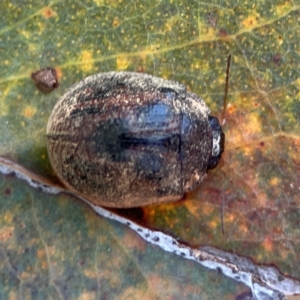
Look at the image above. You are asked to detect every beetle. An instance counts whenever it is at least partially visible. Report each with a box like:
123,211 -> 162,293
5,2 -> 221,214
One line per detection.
46,55 -> 231,208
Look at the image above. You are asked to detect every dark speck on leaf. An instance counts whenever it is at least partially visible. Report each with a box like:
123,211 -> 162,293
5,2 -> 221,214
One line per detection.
272,54 -> 282,66
219,28 -> 228,37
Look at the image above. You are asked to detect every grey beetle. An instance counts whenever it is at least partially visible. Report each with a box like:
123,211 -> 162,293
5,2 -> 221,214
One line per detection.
47,56 -> 231,208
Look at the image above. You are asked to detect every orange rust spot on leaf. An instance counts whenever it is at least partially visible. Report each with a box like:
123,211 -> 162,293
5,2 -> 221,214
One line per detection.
238,223 -> 249,235
22,106 -> 37,118
226,213 -> 236,223
55,67 -> 63,80
112,16 -> 120,28
242,15 -> 258,29
42,7 -> 57,19
269,177 -> 279,186
262,237 -> 273,252
226,103 -> 236,115
37,249 -> 46,259
0,226 -> 14,242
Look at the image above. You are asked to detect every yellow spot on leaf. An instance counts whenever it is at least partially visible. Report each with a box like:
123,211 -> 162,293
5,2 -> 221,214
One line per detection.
19,29 -> 30,39
165,15 -> 183,32
28,43 -> 38,52
137,44 -> 160,69
78,292 -> 97,300
195,18 -> 218,41
22,106 -> 37,118
38,20 -> 46,32
112,16 -> 121,28
4,212 -> 13,223
277,35 -> 283,46
80,50 -> 94,72
42,7 -> 57,19
269,177 -> 279,186
208,218 -> 218,229
196,19 -> 206,32
116,55 -> 130,70
108,0 -> 124,8
200,27 -> 217,41
274,2 -> 293,16
244,113 -> 261,138
242,15 -> 258,29
94,0 -> 105,5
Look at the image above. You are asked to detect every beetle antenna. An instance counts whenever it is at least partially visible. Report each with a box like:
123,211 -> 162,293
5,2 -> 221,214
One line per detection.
221,54 -> 231,126
221,193 -> 225,235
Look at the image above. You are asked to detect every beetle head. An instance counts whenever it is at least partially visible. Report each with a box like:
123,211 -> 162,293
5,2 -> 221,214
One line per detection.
207,116 -> 224,170
206,54 -> 231,170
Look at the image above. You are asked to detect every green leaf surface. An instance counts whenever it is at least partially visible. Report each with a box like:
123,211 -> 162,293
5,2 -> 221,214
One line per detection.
0,0 -> 299,298
0,174 -> 250,299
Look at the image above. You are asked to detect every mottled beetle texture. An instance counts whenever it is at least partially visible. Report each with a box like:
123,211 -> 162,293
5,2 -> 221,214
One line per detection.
47,72 -> 224,208
31,67 -> 59,93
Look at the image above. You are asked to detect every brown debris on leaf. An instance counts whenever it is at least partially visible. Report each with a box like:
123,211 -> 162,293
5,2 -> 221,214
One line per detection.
31,67 -> 59,93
